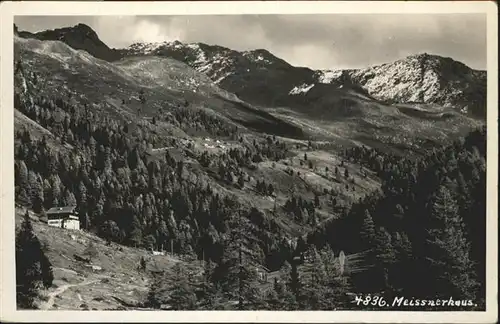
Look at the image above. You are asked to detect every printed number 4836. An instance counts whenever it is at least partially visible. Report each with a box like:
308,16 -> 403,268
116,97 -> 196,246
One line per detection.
353,295 -> 388,307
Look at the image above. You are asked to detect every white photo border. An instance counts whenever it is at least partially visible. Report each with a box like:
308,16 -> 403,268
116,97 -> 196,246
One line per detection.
0,1 -> 497,323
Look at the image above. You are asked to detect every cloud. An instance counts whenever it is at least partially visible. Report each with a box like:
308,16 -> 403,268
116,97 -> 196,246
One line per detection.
95,16 -> 186,46
15,14 -> 487,70
275,44 -> 342,70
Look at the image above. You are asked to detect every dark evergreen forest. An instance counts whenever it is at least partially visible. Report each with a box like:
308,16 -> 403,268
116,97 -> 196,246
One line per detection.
14,88 -> 486,310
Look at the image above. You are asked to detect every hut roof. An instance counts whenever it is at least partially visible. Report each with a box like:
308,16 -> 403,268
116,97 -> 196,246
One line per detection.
46,206 -> 78,215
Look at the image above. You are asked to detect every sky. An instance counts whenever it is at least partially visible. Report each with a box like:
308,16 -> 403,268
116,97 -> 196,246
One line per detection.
15,14 -> 487,70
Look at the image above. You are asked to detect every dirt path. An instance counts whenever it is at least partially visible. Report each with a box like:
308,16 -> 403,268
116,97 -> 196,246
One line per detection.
39,279 -> 100,310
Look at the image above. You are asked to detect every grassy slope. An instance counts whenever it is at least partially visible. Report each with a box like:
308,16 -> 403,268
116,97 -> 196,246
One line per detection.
14,35 -> 378,226
14,109 -> 73,153
15,208 -> 202,310
15,34 -> 484,239
13,35 -> 485,309
16,208 -> 371,309
269,85 -> 482,155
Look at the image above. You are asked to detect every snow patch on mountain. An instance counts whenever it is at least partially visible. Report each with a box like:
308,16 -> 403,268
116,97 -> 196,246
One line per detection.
289,83 -> 315,95
242,51 -> 272,65
122,41 -> 485,115
193,53 -> 237,85
186,44 -> 207,65
213,72 -> 233,84
317,70 -> 343,84
127,41 -> 169,55
127,41 -> 240,86
347,53 -> 478,106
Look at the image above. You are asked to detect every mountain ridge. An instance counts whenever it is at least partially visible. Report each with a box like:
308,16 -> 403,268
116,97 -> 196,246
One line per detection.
12,22 -> 487,311
15,23 -> 122,62
15,23 -> 487,118
316,52 -> 487,117
13,23 -> 484,156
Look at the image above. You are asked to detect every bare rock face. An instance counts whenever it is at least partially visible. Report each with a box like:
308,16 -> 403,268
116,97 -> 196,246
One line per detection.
317,53 -> 486,118
16,23 -> 486,118
17,23 -> 122,62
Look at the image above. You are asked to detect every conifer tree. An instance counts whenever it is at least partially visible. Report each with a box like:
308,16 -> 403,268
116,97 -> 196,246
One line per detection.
423,185 -> 478,300
360,210 -> 376,248
31,173 -> 45,213
129,216 -> 143,247
277,261 -> 301,310
168,263 -> 198,310
16,211 -> 54,309
212,211 -> 262,309
145,274 -> 163,309
303,246 -> 327,309
139,256 -> 147,272
321,247 -> 352,310
83,240 -> 99,262
16,161 -> 30,205
372,227 -> 396,294
281,260 -> 300,309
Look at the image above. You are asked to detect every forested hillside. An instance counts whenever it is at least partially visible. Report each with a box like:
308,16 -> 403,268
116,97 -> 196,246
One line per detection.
307,127 -> 486,309
13,23 -> 488,311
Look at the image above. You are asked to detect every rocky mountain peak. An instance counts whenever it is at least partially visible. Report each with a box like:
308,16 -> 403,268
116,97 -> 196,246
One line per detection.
19,23 -> 122,62
15,23 -> 486,118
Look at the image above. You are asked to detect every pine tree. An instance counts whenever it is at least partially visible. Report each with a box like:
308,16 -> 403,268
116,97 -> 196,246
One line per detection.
49,175 -> 62,207
314,194 -> 320,208
267,183 -> 274,196
212,211 -> 262,309
319,246 -> 352,309
77,181 -> 87,206
100,220 -> 120,245
83,240 -> 99,262
198,259 -> 225,309
16,211 -> 54,309
143,234 -> 156,251
237,174 -> 245,189
16,160 -> 31,206
302,246 -> 327,309
145,274 -> 163,309
423,185 -> 478,300
26,171 -> 39,208
392,232 -> 414,295
31,173 -> 45,213
281,260 -> 301,308
81,211 -> 91,230
42,179 -> 52,210
372,227 -> 396,294
139,256 -> 147,272
360,210 -> 376,248
62,189 -> 77,207
129,216 -> 143,247
168,263 -> 198,310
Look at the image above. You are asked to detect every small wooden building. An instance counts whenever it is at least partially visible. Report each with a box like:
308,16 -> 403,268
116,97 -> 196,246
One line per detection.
46,206 -> 80,230
254,265 -> 270,283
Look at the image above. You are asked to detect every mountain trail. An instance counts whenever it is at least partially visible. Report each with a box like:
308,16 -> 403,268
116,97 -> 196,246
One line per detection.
39,279 -> 100,310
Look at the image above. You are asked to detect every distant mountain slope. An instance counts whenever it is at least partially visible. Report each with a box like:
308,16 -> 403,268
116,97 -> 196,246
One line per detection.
15,24 -> 484,153
123,41 -> 319,109
316,53 -> 487,118
12,23 -> 488,311
122,43 -> 488,120
16,24 -> 487,119
16,23 -> 122,62
14,35 -> 307,139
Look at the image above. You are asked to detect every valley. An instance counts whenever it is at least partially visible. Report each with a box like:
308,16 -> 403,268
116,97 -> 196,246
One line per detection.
13,23 -> 487,311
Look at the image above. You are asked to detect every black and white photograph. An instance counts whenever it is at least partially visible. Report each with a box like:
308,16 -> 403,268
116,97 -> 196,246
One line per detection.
0,1 -> 497,323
